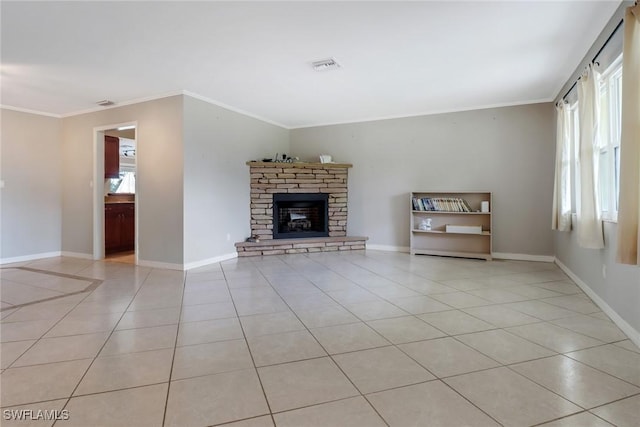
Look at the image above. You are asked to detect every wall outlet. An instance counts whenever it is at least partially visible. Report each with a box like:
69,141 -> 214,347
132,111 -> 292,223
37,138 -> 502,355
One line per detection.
602,264 -> 607,278
226,233 -> 231,241
0,180 -> 5,188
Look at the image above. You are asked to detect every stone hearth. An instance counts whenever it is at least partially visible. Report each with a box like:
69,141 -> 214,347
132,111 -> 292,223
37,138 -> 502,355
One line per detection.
235,236 -> 367,257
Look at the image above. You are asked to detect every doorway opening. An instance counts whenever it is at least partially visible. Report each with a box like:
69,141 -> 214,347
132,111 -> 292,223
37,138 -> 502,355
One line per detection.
92,122 -> 137,264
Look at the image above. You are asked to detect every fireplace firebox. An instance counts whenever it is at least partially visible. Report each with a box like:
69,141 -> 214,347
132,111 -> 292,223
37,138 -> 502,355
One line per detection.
273,193 -> 329,239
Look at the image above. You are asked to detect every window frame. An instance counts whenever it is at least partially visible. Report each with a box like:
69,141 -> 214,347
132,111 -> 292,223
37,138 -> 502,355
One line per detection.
570,101 -> 580,214
597,55 -> 623,222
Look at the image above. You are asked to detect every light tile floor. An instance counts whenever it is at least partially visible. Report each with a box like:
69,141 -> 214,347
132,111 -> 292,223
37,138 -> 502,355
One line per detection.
1,251 -> 639,427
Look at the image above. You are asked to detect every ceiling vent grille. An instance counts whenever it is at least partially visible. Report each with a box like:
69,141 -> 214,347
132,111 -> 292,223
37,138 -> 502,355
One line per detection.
96,100 -> 115,106
312,58 -> 341,72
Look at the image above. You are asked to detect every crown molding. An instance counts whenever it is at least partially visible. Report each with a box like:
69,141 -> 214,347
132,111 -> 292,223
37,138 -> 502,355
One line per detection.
2,90 -> 290,130
289,98 -> 553,130
182,91 -> 289,129
3,93 -> 553,130
60,90 -> 184,118
0,105 -> 62,118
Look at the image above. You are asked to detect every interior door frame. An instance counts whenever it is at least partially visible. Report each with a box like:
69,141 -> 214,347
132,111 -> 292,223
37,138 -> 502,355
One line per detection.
92,121 -> 138,262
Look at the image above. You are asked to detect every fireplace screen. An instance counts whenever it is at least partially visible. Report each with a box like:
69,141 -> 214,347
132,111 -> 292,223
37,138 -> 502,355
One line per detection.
273,193 -> 329,239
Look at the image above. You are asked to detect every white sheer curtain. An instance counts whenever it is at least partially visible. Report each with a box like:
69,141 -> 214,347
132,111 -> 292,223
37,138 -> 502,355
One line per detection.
616,3 -> 640,265
552,101 -> 572,231
576,63 -> 604,249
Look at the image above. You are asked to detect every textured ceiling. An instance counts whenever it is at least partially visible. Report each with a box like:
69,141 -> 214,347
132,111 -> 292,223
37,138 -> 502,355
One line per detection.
1,1 -> 621,128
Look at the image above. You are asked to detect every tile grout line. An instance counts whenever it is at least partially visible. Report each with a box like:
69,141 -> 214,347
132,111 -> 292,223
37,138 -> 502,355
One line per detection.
279,253 -> 461,340
1,281 -> 101,373
3,253 -> 637,426
439,378 -> 506,426
285,252 -> 639,425
290,251 -> 596,343
281,254 -> 545,372
5,380 -> 171,409
342,255 -> 517,426
586,391 -> 640,415
0,273 -> 103,312
253,254 -> 392,426
160,269 -> 188,427
503,364 -> 590,413
238,251 -> 640,419
220,261 -> 277,427
527,410 -> 600,427
277,252 -> 566,423
545,317 -> 627,343
228,254 -> 635,425
1,258 -> 144,402
440,329 -> 640,390
353,250 -> 561,285
562,346 -> 640,388
297,252 -> 507,426
505,363 -> 640,416
50,266 -> 154,426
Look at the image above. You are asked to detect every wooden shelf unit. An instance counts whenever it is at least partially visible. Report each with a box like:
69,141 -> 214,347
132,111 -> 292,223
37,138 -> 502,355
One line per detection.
410,191 -> 492,260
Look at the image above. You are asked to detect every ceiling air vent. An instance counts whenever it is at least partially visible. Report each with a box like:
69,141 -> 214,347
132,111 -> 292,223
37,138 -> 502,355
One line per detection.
312,58 -> 341,72
96,100 -> 115,106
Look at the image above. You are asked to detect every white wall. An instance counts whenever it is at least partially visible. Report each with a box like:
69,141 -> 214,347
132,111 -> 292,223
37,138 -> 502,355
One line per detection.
4,95 -> 287,268
290,103 -> 556,256
182,95 -> 289,266
61,96 -> 184,265
1,109 -> 62,261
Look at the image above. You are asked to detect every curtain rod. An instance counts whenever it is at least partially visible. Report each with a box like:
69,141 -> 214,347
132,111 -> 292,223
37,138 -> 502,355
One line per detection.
561,18 -> 624,101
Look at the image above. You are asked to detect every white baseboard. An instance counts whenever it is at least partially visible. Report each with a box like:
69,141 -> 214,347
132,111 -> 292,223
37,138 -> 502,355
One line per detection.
137,259 -> 184,271
184,253 -> 238,270
492,252 -> 555,263
0,251 -> 61,265
367,244 -> 410,253
61,251 -> 94,260
555,258 -> 640,348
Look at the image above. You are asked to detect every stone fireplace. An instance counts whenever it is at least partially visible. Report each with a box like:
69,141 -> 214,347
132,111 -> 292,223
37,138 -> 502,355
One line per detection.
235,161 -> 367,256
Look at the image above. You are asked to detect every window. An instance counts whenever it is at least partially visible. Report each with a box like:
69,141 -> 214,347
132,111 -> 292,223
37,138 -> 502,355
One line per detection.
108,170 -> 135,194
568,56 -> 623,220
597,55 -> 623,220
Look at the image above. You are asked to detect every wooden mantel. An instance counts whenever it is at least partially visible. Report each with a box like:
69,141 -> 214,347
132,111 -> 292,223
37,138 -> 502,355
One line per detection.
246,161 -> 353,168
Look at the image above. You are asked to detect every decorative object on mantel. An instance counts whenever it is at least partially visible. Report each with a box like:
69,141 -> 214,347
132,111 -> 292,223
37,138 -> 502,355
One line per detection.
245,161 -> 352,167
258,153 -> 299,163
275,153 -> 299,163
245,235 -> 261,243
319,154 -> 333,163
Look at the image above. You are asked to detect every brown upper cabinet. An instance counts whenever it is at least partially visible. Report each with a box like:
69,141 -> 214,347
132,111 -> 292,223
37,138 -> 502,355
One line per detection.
104,135 -> 120,179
